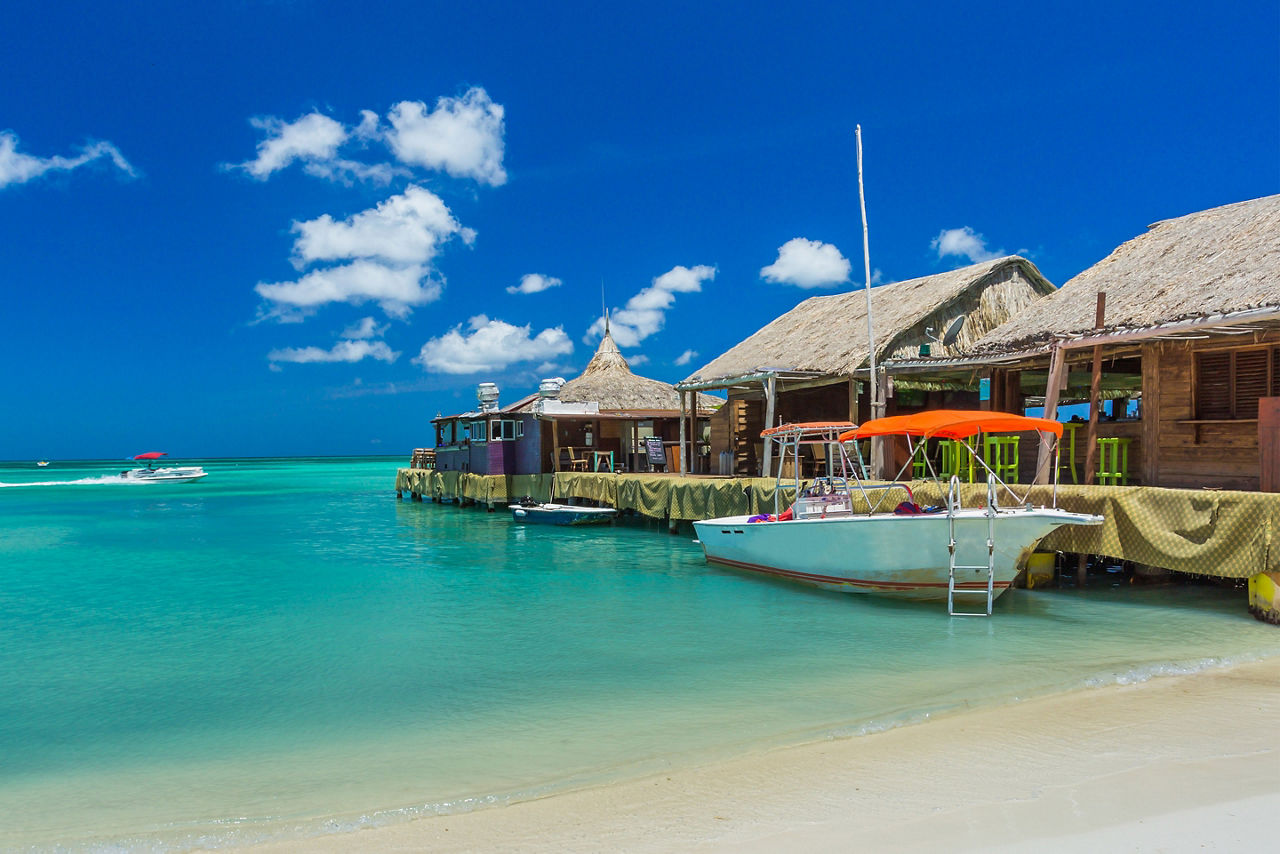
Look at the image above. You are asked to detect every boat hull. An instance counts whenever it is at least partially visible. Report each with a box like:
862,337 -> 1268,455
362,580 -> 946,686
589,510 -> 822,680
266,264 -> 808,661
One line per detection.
511,503 -> 617,526
692,509 -> 1100,601
120,467 -> 208,484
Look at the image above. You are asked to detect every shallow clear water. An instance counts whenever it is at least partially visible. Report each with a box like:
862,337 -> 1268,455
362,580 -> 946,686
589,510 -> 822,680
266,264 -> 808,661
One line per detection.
1,457 -> 1277,850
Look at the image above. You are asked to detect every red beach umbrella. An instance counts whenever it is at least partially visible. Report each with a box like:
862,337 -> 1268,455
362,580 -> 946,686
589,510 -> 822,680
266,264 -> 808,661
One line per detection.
133,452 -> 168,460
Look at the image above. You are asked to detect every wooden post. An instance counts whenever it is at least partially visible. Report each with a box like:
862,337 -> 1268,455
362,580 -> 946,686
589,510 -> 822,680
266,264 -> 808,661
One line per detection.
1140,342 -> 1160,486
689,392 -> 698,474
760,375 -> 776,477
1083,292 -> 1106,486
848,377 -> 858,424
678,391 -> 688,476
1034,344 -> 1066,484
551,417 -> 561,472
872,369 -> 889,478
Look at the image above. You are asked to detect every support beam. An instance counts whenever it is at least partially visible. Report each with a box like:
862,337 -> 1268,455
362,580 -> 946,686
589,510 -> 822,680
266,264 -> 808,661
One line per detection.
551,417 -> 561,473
678,391 -> 687,476
760,375 -> 776,477
871,369 -> 889,478
1034,344 -> 1066,484
1141,343 -> 1160,486
1083,292 -> 1107,486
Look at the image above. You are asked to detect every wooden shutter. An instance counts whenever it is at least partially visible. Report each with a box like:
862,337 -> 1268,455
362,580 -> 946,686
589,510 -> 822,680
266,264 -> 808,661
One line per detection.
1195,351 -> 1232,418
1234,349 -> 1268,419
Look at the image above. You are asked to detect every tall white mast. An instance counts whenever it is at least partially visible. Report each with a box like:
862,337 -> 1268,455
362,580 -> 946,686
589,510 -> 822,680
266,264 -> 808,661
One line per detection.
857,125 -> 877,410
856,126 -> 883,475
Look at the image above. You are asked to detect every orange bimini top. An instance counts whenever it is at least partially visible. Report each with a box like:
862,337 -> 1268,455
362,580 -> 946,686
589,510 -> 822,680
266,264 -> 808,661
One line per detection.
838,410 -> 1063,442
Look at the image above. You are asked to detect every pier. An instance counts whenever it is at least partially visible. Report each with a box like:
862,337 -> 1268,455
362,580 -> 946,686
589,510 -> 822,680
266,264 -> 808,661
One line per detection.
397,468 -> 1280,621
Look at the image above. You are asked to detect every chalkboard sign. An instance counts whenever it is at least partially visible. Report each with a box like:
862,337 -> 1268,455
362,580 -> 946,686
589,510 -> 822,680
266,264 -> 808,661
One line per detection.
644,437 -> 666,465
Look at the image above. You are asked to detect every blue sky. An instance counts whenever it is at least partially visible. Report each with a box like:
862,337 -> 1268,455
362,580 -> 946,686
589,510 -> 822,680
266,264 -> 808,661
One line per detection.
3,1 -> 1277,459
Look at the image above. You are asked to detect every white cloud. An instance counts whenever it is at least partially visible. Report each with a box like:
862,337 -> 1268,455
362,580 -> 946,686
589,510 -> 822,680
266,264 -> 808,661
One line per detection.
414,315 -> 573,374
628,354 -> 650,366
385,88 -> 506,186
674,349 -> 697,366
291,185 -> 473,267
257,186 -> 473,322
342,316 -> 388,339
760,238 -> 850,288
507,273 -> 562,295
0,131 -> 135,189
229,88 -> 507,188
255,260 -> 440,320
931,227 -> 1001,263
586,264 -> 717,348
236,113 -> 348,180
268,338 -> 400,366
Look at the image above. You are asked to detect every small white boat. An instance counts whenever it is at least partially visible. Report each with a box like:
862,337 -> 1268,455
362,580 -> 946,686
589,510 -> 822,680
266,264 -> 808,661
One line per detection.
121,452 -> 207,483
120,466 -> 208,484
693,411 -> 1102,615
36,460 -> 49,467
511,500 -> 617,525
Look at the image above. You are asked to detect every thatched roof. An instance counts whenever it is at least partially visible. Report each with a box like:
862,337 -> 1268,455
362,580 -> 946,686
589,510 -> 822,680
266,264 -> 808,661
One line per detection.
559,329 -> 720,412
684,256 -> 1054,384
974,194 -> 1280,353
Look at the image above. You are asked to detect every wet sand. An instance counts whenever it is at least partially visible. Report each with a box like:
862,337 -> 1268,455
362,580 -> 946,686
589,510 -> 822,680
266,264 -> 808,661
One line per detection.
249,656 -> 1280,853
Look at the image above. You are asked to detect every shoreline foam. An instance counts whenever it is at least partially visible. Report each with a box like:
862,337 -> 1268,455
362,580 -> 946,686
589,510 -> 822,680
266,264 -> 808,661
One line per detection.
246,655 -> 1280,853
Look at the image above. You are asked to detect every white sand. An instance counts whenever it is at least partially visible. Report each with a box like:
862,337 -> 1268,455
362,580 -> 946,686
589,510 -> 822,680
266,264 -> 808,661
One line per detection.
248,657 -> 1280,853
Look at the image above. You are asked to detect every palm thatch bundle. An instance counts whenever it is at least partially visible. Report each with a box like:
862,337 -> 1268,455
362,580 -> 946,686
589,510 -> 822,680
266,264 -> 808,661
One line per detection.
560,330 -> 720,412
975,194 -> 1280,353
685,256 -> 1054,383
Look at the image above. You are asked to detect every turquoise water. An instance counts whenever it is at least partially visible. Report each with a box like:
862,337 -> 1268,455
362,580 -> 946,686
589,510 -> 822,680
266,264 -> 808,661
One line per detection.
2,457 -> 1278,851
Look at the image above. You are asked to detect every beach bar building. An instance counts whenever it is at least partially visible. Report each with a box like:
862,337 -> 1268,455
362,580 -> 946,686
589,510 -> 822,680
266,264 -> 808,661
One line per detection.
677,257 -> 1056,476
541,327 -> 722,473
883,194 -> 1280,490
431,384 -> 545,475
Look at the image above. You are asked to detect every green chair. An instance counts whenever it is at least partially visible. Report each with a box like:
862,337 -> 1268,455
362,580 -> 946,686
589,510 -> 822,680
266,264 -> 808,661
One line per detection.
983,435 -> 1020,483
911,442 -> 930,479
939,437 -> 979,483
1096,437 -> 1133,485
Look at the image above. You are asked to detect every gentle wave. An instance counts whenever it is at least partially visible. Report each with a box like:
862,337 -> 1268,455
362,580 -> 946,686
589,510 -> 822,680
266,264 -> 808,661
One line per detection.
79,649 -> 1280,853
0,475 -> 152,487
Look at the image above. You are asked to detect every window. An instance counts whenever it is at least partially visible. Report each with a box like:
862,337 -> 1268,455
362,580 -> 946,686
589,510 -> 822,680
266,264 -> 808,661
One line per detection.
1194,346 -> 1280,419
490,419 -> 524,441
438,422 -> 454,444
470,420 -> 488,442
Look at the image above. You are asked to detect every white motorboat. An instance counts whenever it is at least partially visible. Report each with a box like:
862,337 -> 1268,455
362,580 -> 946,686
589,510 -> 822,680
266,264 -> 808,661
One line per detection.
121,452 -> 207,483
120,466 -> 208,484
36,460 -> 49,467
511,499 -> 617,525
693,411 -> 1102,615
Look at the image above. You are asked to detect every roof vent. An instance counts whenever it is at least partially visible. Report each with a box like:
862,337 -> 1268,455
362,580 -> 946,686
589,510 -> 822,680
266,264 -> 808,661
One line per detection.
538,377 -> 566,399
477,382 -> 500,412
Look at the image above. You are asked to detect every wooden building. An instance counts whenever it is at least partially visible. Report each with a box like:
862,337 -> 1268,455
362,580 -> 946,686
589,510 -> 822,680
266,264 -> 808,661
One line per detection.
677,256 -> 1056,475
889,194 -> 1280,490
542,327 -> 721,473
431,388 -> 544,475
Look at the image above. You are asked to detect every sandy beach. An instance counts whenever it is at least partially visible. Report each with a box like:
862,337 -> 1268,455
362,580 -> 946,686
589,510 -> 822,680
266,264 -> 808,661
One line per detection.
248,655 -> 1280,853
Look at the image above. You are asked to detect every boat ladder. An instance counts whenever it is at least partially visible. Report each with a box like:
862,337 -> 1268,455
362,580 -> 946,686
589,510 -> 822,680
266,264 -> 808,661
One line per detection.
946,475 -> 998,617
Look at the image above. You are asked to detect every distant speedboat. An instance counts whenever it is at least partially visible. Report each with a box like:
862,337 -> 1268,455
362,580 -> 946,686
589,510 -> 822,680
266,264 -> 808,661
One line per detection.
511,499 -> 616,525
120,466 -> 208,484
36,461 -> 49,467
121,451 -> 207,484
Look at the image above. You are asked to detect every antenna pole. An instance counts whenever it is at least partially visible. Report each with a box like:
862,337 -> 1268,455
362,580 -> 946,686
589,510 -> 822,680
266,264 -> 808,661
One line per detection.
856,126 -> 884,472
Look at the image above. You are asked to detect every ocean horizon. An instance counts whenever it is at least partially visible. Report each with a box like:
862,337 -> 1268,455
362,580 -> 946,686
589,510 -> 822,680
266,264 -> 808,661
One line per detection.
3,456 -> 1278,851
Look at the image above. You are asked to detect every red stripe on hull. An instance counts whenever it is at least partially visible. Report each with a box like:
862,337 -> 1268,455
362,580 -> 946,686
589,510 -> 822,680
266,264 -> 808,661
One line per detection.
706,555 -> 1012,595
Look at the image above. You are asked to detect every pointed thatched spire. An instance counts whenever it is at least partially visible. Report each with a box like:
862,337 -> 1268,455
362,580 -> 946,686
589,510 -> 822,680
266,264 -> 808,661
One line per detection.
559,330 -> 719,412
